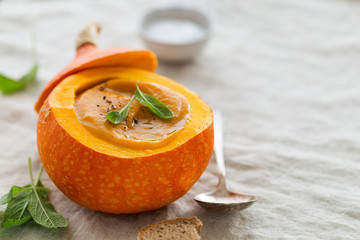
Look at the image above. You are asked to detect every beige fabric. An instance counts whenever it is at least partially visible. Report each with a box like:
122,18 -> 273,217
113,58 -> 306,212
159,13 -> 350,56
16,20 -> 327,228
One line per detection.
1,0 -> 360,239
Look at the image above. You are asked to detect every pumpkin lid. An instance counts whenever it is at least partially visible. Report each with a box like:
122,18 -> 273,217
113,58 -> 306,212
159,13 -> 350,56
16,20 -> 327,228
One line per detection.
34,22 -> 158,113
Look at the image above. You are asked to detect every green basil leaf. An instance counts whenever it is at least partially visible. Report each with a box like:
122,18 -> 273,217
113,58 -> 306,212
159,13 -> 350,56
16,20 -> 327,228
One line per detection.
0,65 -> 38,94
27,189 -> 67,229
25,157 -> 67,229
0,158 -> 66,229
0,186 -> 27,205
35,180 -> 48,199
106,95 -> 135,124
134,85 -> 173,119
1,191 -> 32,228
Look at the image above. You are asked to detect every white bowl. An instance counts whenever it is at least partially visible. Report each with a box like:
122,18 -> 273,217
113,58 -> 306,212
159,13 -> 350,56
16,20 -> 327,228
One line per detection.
140,6 -> 211,63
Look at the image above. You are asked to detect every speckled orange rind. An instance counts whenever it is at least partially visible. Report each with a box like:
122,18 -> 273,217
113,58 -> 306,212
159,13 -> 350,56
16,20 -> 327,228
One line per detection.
35,45 -> 157,113
37,67 -> 213,213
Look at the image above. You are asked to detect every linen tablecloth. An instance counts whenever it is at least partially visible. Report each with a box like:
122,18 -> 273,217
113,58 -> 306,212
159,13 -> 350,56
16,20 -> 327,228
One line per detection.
1,0 -> 359,239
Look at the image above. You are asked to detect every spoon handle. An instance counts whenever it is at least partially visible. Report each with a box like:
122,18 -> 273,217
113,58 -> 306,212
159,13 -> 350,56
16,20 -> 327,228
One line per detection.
213,110 -> 226,178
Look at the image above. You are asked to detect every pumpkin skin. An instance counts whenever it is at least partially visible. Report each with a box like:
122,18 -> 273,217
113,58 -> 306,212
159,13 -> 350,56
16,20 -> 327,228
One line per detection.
34,44 -> 157,113
37,67 -> 213,213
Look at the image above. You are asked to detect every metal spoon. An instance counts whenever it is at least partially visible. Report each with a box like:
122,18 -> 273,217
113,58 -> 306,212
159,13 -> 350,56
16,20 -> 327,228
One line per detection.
194,110 -> 257,210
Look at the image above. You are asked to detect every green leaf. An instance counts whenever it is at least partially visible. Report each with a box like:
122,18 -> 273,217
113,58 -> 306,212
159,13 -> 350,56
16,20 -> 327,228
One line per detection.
0,186 -> 27,205
26,158 -> 67,229
0,158 -> 66,229
1,191 -> 32,228
35,180 -> 48,199
0,64 -> 38,94
27,190 -> 67,229
106,95 -> 136,124
134,85 -> 173,119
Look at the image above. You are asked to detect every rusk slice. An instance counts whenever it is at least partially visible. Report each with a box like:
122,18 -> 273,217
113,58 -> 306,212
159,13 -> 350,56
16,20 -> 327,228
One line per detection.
137,217 -> 203,240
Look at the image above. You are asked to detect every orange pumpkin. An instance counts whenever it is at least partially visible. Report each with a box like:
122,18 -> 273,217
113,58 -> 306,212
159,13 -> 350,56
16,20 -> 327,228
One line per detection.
36,23 -> 213,213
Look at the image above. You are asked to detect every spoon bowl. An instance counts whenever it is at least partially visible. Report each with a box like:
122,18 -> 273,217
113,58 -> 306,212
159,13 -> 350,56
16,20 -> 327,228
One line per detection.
194,177 -> 257,210
194,111 -> 257,210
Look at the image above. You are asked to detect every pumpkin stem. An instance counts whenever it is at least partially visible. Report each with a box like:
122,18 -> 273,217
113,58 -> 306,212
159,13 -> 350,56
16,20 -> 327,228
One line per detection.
76,22 -> 101,50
